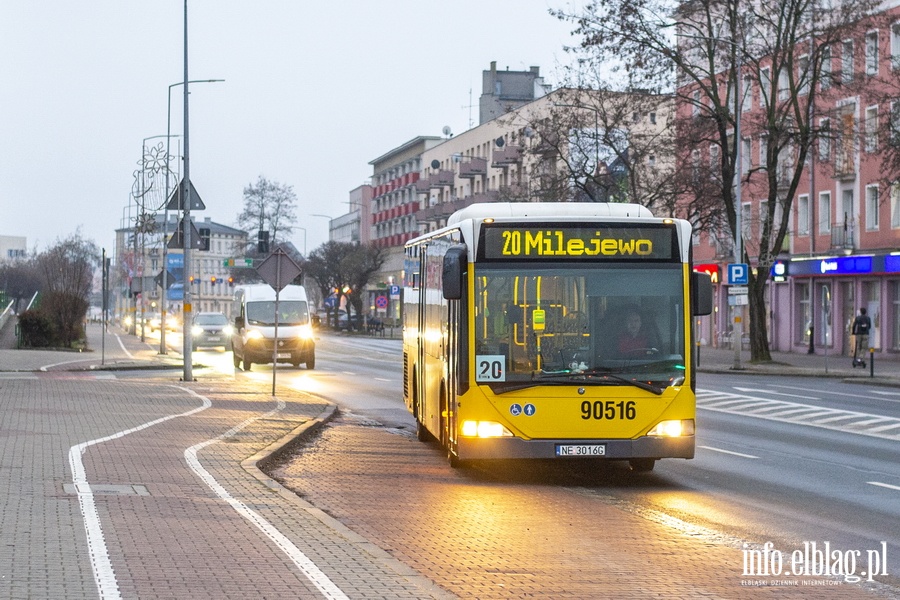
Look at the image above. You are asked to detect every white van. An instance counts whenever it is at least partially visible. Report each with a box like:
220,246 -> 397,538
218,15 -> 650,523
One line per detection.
231,284 -> 316,370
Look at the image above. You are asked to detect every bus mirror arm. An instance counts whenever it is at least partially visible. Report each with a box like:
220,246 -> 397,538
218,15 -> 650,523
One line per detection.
442,245 -> 468,300
691,271 -> 713,316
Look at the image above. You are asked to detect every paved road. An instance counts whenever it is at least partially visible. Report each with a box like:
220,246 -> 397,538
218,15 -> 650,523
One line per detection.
0,324 -> 449,599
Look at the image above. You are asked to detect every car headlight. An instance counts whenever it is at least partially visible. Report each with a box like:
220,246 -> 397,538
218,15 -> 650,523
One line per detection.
192,326 -> 203,336
646,419 -> 695,437
461,420 -> 514,438
245,329 -> 263,340
222,325 -> 233,336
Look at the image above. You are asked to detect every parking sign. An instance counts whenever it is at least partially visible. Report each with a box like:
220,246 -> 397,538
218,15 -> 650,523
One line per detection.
727,263 -> 749,285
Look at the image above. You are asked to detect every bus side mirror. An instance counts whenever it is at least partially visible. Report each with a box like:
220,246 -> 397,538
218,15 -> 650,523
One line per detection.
691,271 -> 713,316
442,245 -> 467,300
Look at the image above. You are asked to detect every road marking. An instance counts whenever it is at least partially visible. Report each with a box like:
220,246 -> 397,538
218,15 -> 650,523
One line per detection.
698,445 -> 759,459
697,389 -> 900,441
69,385 -> 212,600
868,481 -> 900,492
114,334 -> 133,359
733,386 -> 818,400
374,377 -> 392,382
185,394 -> 350,600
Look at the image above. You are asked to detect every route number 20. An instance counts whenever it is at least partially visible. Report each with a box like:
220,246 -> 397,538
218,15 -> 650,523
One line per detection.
476,355 -> 506,382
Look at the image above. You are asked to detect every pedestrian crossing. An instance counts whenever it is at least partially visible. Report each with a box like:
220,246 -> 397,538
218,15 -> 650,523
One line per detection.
697,389 -> 900,441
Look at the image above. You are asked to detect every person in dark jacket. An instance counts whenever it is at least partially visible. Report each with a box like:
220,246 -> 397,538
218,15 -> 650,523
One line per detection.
851,307 -> 871,366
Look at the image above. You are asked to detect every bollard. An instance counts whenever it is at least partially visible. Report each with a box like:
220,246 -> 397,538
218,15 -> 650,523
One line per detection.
870,347 -> 874,378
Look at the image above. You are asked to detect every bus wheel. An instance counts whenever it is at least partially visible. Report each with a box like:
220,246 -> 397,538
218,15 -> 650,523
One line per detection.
628,458 -> 656,472
447,449 -> 462,469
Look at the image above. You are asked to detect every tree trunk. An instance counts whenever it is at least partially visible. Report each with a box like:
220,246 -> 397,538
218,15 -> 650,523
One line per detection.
748,274 -> 772,362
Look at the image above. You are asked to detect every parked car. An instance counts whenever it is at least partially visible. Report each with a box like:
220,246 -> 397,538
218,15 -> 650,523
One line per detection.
191,312 -> 233,350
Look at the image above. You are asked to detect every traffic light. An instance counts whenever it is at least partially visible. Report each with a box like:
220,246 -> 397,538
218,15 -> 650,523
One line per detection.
210,276 -> 217,285
199,228 -> 211,251
189,275 -> 199,285
257,230 -> 270,254
227,276 -> 235,286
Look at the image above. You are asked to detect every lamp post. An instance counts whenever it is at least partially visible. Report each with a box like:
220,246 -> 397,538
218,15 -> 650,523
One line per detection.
162,78 -> 224,355
296,226 -> 307,257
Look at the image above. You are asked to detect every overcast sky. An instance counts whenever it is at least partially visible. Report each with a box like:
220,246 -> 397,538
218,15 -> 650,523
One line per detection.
0,1 -> 580,257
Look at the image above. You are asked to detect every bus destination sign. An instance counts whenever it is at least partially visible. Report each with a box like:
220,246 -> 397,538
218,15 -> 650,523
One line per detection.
481,224 -> 675,260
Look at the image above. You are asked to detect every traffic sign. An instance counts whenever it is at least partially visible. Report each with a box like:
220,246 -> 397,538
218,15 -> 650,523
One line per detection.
389,284 -> 401,299
256,246 -> 302,292
224,258 -> 254,267
727,263 -> 749,285
727,286 -> 749,295
375,295 -> 388,309
165,179 -> 206,211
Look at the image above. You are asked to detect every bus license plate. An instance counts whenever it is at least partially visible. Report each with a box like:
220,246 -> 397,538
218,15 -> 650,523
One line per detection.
556,444 -> 606,457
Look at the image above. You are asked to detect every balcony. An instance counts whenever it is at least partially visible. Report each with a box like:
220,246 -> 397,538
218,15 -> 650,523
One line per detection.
830,221 -> 856,250
429,170 -> 455,188
458,157 -> 487,179
414,177 -> 431,194
491,145 -> 522,168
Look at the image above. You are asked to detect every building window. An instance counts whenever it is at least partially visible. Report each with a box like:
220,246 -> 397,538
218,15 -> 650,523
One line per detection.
819,118 -> 831,160
821,45 -> 832,90
865,105 -> 878,153
892,183 -> 900,228
759,134 -> 768,169
741,138 -> 752,174
760,67 -> 771,106
893,23 -> 900,69
742,74 -> 752,110
891,102 -> 900,146
692,90 -> 701,117
798,194 -> 810,235
650,112 -> 657,124
798,55 -> 810,96
819,191 -> 832,233
842,40 -> 854,84
778,69 -> 790,100
866,31 -> 879,76
865,184 -> 880,230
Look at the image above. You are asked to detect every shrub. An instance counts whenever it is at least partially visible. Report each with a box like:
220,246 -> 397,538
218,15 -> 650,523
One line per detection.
17,310 -> 55,348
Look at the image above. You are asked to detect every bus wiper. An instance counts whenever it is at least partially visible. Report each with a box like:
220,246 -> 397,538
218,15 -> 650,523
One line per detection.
533,369 -> 664,395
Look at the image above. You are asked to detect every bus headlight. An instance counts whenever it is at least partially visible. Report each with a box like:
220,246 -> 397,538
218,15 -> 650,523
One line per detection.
646,419 -> 695,437
461,420 -> 514,438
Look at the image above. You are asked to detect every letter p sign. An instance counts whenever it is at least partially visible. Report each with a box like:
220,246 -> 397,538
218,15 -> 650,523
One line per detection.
727,263 -> 749,285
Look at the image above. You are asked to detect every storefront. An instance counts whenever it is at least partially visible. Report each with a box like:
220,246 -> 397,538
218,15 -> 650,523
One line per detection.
769,253 -> 900,358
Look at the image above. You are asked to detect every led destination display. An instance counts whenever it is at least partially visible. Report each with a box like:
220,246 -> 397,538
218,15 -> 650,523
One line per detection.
481,224 -> 676,260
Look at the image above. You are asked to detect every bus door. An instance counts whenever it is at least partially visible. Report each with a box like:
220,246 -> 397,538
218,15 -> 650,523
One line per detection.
446,288 -> 460,452
415,244 -> 428,426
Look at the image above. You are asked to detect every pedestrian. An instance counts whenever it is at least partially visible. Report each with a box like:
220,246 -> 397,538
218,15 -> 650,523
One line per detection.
851,307 -> 871,367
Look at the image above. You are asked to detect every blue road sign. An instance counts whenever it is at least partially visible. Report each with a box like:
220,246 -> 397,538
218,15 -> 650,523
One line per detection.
727,263 -> 749,285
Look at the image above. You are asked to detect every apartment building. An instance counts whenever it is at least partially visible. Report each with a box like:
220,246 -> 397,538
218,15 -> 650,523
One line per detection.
682,6 -> 900,358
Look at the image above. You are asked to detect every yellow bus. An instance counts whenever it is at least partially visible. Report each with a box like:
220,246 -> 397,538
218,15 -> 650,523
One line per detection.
402,203 -> 712,471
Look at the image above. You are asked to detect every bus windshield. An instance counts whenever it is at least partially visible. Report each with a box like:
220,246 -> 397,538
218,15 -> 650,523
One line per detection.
473,264 -> 686,390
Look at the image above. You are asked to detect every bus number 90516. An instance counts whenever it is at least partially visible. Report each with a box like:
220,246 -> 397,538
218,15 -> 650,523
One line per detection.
581,400 -> 636,420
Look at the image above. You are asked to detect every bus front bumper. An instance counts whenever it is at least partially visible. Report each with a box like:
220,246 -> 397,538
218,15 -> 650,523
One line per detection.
457,435 -> 694,461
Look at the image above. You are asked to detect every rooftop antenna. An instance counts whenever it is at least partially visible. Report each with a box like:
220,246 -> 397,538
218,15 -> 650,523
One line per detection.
461,87 -> 475,129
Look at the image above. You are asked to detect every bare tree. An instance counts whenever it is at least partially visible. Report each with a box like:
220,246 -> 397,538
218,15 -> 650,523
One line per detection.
236,176 -> 299,253
554,0 -> 881,361
303,241 -> 385,329
34,231 -> 99,346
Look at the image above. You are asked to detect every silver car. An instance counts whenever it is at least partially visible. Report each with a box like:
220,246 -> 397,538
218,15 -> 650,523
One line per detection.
191,312 -> 233,350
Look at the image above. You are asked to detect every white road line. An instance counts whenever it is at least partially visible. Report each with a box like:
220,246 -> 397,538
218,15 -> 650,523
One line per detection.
698,445 -> 759,459
374,377 -> 392,382
868,481 -> 900,492
68,386 -> 212,600
185,396 -> 349,600
114,334 -> 133,359
733,386 -> 818,400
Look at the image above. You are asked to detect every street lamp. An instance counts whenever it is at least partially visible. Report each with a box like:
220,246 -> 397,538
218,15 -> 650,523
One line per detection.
296,226 -> 307,257
162,78 -> 224,355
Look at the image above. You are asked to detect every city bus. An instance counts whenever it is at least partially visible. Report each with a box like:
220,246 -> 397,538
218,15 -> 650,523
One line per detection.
402,203 -> 712,471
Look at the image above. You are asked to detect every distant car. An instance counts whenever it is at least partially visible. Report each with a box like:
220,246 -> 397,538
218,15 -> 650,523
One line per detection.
191,312 -> 233,350
146,312 -> 162,332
